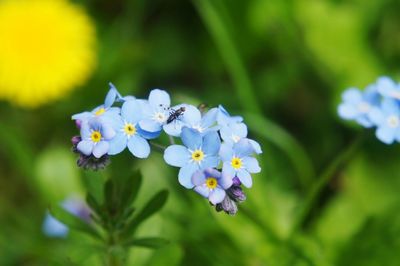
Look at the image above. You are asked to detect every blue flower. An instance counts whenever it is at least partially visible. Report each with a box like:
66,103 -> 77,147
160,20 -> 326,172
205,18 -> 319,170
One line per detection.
163,105 -> 219,136
77,118 -> 116,158
192,168 -> 233,205
368,98 -> 400,144
338,86 -> 379,128
138,89 -> 171,135
72,83 -> 123,123
217,105 -> 243,126
42,198 -> 91,238
164,127 -> 221,188
107,100 -> 151,158
220,122 -> 262,154
376,76 -> 400,100
219,139 -> 261,188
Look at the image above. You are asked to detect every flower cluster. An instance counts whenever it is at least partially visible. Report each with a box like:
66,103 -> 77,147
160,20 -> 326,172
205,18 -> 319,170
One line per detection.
72,84 -> 262,214
338,76 -> 400,145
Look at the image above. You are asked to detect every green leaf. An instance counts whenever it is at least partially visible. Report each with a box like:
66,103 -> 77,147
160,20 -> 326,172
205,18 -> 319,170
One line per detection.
49,205 -> 102,240
124,237 -> 169,249
86,193 -> 101,216
118,171 -> 142,211
123,190 -> 169,237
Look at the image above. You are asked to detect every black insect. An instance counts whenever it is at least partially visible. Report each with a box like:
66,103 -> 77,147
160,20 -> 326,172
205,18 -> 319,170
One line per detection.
167,106 -> 186,124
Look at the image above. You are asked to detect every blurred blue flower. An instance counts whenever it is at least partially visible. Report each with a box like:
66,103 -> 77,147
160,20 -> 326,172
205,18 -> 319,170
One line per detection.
77,118 -> 116,158
219,139 -> 261,188
220,122 -> 262,154
43,198 -> 91,238
138,89 -> 170,135
338,86 -> 379,127
217,105 -> 243,126
376,76 -> 400,100
108,100 -> 151,158
164,127 -> 221,188
164,105 -> 218,136
368,98 -> 400,144
192,168 -> 232,205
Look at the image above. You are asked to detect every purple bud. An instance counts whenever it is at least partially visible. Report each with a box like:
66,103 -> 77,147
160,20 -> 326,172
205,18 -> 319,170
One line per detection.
228,186 -> 246,202
216,196 -> 238,215
71,135 -> 81,146
232,177 -> 241,186
75,119 -> 82,129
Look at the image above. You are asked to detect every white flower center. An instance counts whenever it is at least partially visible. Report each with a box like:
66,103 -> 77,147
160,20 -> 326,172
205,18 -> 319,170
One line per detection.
231,134 -> 241,143
357,102 -> 370,113
387,115 -> 399,128
192,124 -> 204,133
153,112 -> 167,123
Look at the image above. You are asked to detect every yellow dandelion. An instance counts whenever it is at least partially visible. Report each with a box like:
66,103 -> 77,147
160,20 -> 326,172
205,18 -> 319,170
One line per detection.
0,0 -> 97,108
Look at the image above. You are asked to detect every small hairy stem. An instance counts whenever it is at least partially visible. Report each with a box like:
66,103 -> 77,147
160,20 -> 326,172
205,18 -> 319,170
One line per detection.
169,135 -> 175,145
150,142 -> 167,152
289,134 -> 365,236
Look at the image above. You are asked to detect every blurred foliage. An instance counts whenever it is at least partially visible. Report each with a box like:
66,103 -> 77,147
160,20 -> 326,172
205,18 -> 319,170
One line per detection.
1,0 -> 400,265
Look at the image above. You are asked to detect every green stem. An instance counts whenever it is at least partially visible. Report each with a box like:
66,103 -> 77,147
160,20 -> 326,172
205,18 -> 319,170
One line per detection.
192,0 -> 261,114
149,141 -> 167,152
289,135 -> 364,236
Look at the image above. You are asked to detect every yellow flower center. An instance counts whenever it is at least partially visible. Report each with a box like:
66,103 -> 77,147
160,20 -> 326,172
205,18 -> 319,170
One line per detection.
91,131 -> 101,142
206,177 -> 218,189
231,157 -> 242,169
95,108 -> 105,116
124,123 -> 136,136
191,150 -> 204,162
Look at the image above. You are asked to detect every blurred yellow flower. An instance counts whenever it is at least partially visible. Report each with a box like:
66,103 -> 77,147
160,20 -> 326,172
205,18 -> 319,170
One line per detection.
0,0 -> 97,108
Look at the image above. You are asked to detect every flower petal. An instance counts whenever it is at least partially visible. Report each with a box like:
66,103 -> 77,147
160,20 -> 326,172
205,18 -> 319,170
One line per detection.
219,143 -> 234,161
192,170 -> 206,186
201,156 -> 220,169
342,88 -> 362,102
163,120 -> 186,137
338,103 -> 358,120
108,133 -> 127,155
200,108 -> 218,128
72,111 -> 92,121
248,139 -> 262,154
209,188 -> 226,205
219,171 -> 233,189
194,185 -> 210,198
234,139 -> 254,157
381,98 -> 400,114
104,85 -> 117,108
204,168 -> 221,179
368,108 -> 385,125
222,161 -> 236,177
93,141 -> 109,158
77,140 -> 94,155
202,131 -> 221,155
139,119 -> 162,133
237,169 -> 252,188
42,213 -> 68,238
243,157 -> 261,173
376,126 -> 396,145
127,135 -> 150,158
178,163 -> 198,189
164,145 -> 190,167
149,89 -> 170,107
181,127 -> 202,150
121,100 -> 143,123
101,123 -> 116,140
182,105 -> 201,126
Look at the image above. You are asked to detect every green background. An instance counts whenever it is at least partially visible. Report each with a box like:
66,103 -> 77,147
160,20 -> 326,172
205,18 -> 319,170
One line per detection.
1,0 -> 400,265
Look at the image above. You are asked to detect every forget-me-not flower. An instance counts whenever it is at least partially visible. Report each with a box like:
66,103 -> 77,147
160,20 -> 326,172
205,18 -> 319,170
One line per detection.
217,105 -> 243,126
164,127 -> 221,188
219,139 -> 261,188
338,85 -> 380,127
376,76 -> 400,100
220,122 -> 262,154
108,100 -> 151,158
164,105 -> 218,136
138,89 -> 171,135
77,118 -> 116,158
368,98 -> 400,144
192,168 -> 233,205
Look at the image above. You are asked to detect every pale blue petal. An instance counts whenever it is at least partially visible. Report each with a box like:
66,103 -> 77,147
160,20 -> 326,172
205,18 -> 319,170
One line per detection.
77,140 -> 94,155
138,128 -> 161,140
194,185 -> 210,198
163,120 -> 186,137
237,170 -> 252,188
381,98 -> 400,114
42,213 -> 68,238
202,131 -> 221,155
139,119 -> 162,133
101,123 -> 116,140
192,170 -> 206,186
72,111 -> 92,121
104,86 -> 117,108
127,135 -> 150,158
93,141 -> 109,158
368,108 -> 385,125
219,143 -> 234,161
182,105 -> 202,126
222,161 -> 236,177
377,76 -> 397,97
201,156 -> 220,169
178,163 -> 198,189
338,103 -> 358,119
108,133 -> 127,155
356,116 -> 373,128
234,139 -> 254,157
149,89 -> 170,107
80,122 -> 91,139
209,188 -> 226,205
181,127 -> 202,150
342,88 -> 362,103
164,145 -> 190,167
200,108 -> 218,128
243,157 -> 261,173
249,139 -> 262,154
219,171 -> 233,189
204,168 -> 221,179
121,100 -> 143,123
376,126 -> 396,144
